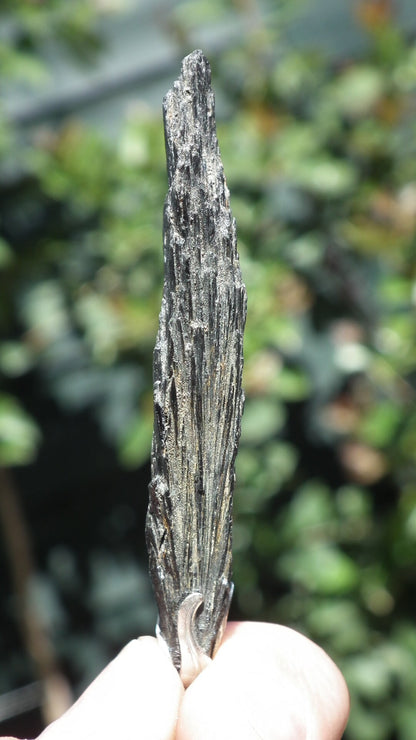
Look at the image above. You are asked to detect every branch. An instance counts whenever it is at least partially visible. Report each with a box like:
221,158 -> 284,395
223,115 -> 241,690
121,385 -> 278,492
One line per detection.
0,468 -> 72,726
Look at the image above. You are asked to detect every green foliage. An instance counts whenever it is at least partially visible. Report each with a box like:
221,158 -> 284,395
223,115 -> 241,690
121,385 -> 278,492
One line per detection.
1,1 -> 416,738
0,393 -> 41,465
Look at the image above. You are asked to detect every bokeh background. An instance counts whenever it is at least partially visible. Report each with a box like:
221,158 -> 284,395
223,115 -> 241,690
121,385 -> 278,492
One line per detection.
1,0 -> 416,737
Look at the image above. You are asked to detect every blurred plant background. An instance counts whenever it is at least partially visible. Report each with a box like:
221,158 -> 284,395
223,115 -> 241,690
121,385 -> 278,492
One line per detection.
1,0 -> 416,737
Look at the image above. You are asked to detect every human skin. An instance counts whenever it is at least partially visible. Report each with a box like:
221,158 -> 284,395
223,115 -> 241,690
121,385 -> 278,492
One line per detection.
2,621 -> 350,740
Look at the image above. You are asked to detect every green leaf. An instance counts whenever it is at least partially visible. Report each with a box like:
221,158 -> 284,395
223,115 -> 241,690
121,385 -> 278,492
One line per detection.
345,652 -> 393,701
285,233 -> 324,269
119,412 -> 152,469
332,65 -> 385,117
277,367 -> 311,400
240,397 -> 285,445
359,401 -> 402,448
0,342 -> 34,377
278,542 -> 359,594
306,600 -> 370,653
272,51 -> 323,100
293,157 -> 357,198
0,43 -> 48,85
172,0 -> 228,29
284,481 -> 335,537
0,394 -> 41,466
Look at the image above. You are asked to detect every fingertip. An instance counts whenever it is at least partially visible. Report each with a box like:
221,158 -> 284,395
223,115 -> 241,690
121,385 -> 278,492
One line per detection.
178,622 -> 349,740
230,621 -> 350,739
38,637 -> 184,740
310,647 -> 350,739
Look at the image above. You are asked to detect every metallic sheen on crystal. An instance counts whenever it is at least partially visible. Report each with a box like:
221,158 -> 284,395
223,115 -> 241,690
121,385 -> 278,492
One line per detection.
146,50 -> 246,685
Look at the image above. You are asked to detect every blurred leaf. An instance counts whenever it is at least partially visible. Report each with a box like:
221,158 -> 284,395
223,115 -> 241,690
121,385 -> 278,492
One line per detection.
119,412 -> 153,468
346,700 -> 392,740
32,124 -> 115,209
278,542 -> 359,594
393,45 -> 416,92
359,401 -> 402,448
0,341 -> 34,377
284,232 -> 324,269
272,51 -> 324,101
0,43 -> 48,84
293,157 -> 358,198
277,367 -> 310,400
332,66 -> 385,118
0,236 -> 14,268
172,0 -> 228,29
306,600 -> 370,652
240,397 -> 285,445
0,393 -> 41,466
20,280 -> 71,347
75,292 -> 123,364
282,481 -> 335,539
1,4 -> 416,737
345,651 -> 393,702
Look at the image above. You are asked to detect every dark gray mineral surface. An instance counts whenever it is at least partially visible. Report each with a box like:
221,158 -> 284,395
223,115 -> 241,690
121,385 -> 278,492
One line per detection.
146,49 -> 246,679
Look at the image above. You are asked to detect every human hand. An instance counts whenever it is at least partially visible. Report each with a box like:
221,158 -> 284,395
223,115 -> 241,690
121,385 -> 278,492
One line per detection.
3,621 -> 349,740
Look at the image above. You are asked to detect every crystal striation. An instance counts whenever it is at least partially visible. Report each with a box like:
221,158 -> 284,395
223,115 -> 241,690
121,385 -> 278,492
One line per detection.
146,49 -> 246,680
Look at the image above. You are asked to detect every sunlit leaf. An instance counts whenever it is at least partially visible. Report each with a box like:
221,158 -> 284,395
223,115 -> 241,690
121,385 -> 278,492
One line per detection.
278,542 -> 359,594
240,397 -> 286,445
119,412 -> 153,468
0,394 -> 41,466
332,66 -> 385,117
